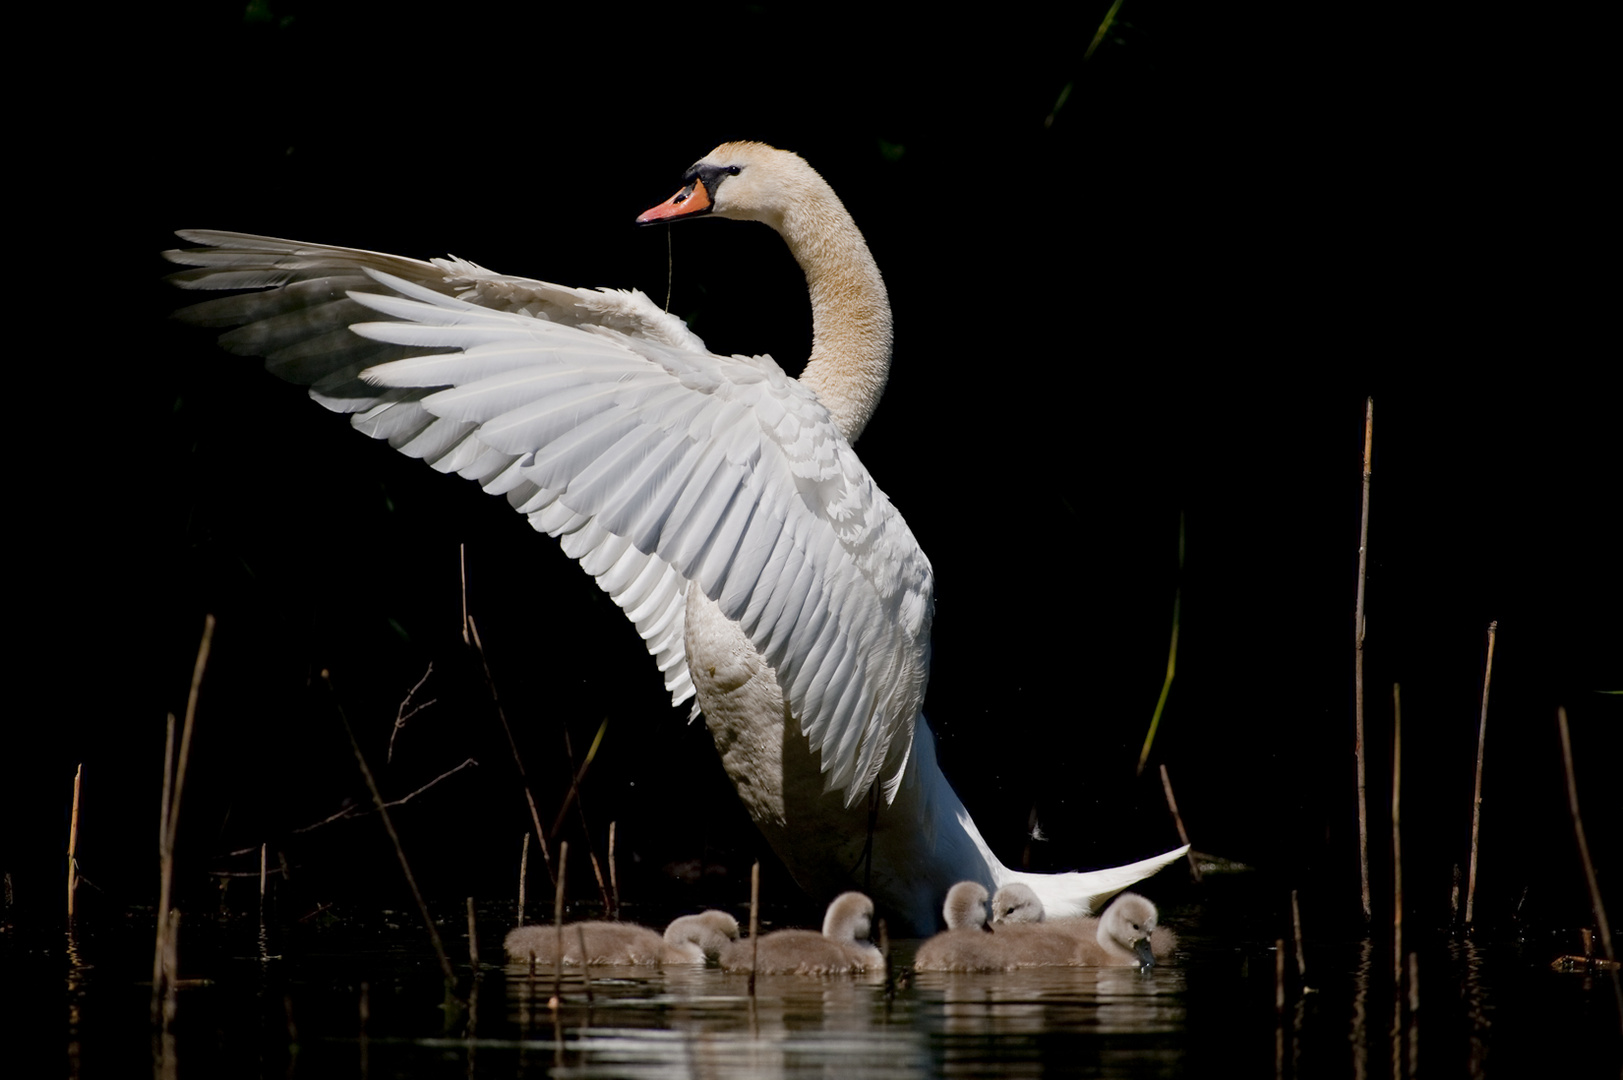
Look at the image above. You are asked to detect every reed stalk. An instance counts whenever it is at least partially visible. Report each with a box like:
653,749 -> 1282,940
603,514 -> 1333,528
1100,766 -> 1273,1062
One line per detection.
550,841 -> 568,1010
609,822 -> 619,921
748,861 -> 761,997
551,719 -> 613,913
1158,764 -> 1201,882
1291,888 -> 1307,983
1464,621 -> 1497,927
1556,708 -> 1614,963
1137,513 -> 1184,776
153,614 -> 213,1024
1354,398 -> 1373,922
325,671 -> 460,998
1392,683 -> 1403,992
67,763 -> 82,918
577,925 -> 593,1004
518,833 -> 529,924
463,544 -> 554,885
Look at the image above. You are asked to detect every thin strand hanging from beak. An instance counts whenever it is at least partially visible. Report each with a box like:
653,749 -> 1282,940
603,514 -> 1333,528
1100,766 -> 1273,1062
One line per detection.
664,228 -> 674,314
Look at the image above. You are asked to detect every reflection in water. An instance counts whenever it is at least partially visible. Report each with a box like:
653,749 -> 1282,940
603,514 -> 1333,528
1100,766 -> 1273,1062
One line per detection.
1350,936 -> 1371,1080
1453,938 -> 1489,1079
65,927 -> 86,1080
503,958 -> 1187,1079
508,965 -> 923,1079
18,898 -> 1621,1080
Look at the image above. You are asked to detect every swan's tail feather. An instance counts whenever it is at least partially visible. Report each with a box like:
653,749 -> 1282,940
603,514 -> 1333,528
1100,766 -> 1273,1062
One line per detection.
1002,845 -> 1190,921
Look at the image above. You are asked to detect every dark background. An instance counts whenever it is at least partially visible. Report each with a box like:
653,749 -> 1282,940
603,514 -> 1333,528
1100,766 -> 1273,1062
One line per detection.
13,2 -> 1615,938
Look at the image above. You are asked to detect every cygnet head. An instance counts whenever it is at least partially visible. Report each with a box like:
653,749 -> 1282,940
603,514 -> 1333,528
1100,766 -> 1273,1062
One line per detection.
1099,892 -> 1161,967
822,891 -> 875,944
991,883 -> 1046,925
941,881 -> 991,931
664,910 -> 741,961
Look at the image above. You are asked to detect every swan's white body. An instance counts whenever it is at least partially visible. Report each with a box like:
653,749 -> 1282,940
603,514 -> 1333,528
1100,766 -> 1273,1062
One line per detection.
166,142 -> 1186,934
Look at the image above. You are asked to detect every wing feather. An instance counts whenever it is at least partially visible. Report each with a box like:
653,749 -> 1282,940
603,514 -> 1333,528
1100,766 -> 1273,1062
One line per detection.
166,230 -> 935,803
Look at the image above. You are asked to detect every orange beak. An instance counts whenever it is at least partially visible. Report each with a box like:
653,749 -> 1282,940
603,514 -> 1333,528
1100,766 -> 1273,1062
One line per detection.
636,179 -> 713,224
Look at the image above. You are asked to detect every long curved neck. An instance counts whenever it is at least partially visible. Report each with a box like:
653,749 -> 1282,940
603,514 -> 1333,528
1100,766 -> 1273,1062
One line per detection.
774,190 -> 893,444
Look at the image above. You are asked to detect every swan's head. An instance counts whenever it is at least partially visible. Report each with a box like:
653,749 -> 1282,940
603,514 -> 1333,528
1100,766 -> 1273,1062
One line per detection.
664,910 -> 741,960
822,891 -> 875,944
636,141 -> 821,233
942,881 -> 991,932
991,883 -> 1045,926
1099,892 -> 1160,967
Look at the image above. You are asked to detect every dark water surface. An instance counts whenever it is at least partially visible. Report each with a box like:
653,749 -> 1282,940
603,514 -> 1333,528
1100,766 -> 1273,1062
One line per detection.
13,878 -> 1620,1080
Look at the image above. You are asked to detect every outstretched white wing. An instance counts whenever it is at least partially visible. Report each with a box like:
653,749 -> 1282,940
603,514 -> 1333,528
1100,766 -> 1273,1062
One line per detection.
166,231 -> 934,804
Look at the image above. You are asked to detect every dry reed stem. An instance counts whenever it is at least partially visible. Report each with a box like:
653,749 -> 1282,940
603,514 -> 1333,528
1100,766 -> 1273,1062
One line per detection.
551,841 -> 567,1010
1354,397 -> 1373,922
577,925 -> 593,1004
1392,683 -> 1403,992
464,598 -> 554,885
1137,513 -> 1184,776
387,663 -> 436,764
1465,620 -> 1498,927
551,720 -> 613,913
608,822 -> 619,921
153,614 -> 213,1023
878,918 -> 892,993
325,671 -> 460,998
748,861 -> 761,997
1158,764 -> 1201,882
518,833 -> 529,924
162,909 -> 180,1028
67,763 -> 82,918
151,713 -> 177,1023
288,758 -> 478,835
1291,889 -> 1307,983
1557,707 -> 1615,963
1275,939 -> 1285,1014
1275,938 -> 1287,1079
467,897 -> 479,969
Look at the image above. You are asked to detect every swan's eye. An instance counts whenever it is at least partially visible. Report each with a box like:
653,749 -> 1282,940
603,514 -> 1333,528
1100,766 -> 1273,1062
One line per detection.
727,165 -> 742,175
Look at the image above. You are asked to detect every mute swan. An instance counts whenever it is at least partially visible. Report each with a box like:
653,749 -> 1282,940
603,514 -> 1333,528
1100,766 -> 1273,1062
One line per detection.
719,891 -> 881,975
165,141 -> 1186,934
503,909 -> 738,966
